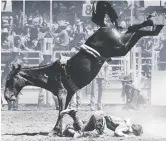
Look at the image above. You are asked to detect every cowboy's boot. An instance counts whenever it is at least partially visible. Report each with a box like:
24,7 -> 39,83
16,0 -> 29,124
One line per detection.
60,108 -> 77,118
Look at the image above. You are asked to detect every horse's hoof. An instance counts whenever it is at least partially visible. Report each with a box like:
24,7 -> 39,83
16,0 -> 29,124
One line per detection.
48,130 -> 59,137
143,19 -> 154,27
49,128 -> 63,137
153,25 -> 164,35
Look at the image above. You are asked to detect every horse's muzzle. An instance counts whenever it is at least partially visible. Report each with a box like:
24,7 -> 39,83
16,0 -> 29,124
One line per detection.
5,94 -> 16,102
10,95 -> 17,101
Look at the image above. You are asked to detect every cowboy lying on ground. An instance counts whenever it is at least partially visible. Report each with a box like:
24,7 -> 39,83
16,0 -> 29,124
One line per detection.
60,109 -> 143,138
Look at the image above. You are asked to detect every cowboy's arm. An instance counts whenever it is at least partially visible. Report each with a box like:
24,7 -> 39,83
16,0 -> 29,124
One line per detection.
114,124 -> 129,137
127,84 -> 140,92
58,30 -> 65,37
50,31 -> 59,38
73,131 -> 92,138
24,46 -> 34,51
121,86 -> 126,102
73,131 -> 85,138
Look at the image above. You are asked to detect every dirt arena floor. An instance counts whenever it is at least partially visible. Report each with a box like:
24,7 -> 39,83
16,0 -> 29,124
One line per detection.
1,105 -> 166,141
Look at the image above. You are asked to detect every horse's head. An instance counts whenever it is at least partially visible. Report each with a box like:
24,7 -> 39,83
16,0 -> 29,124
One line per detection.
4,64 -> 22,102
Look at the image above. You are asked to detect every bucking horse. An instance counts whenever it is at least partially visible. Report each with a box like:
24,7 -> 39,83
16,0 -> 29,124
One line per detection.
4,1 -> 164,137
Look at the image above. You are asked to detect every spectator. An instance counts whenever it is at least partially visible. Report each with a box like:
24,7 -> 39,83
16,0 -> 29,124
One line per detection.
95,61 -> 108,110
159,39 -> 166,70
1,28 -> 14,50
23,24 -> 31,48
71,19 -> 85,48
13,35 -> 33,51
13,35 -> 25,51
53,20 -> 69,50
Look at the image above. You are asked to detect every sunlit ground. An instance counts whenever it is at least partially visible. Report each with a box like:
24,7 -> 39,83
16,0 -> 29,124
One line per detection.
1,105 -> 166,141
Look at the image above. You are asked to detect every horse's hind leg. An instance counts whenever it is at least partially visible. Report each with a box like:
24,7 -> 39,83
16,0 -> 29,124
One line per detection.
119,25 -> 164,56
126,19 -> 154,33
125,25 -> 163,47
64,91 -> 75,109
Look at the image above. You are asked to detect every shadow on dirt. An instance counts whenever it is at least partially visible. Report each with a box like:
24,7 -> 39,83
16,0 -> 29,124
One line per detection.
3,132 -> 49,136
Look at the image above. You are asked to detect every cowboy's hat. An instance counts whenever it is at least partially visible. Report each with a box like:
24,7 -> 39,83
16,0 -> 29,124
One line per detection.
121,75 -> 132,82
75,19 -> 83,25
24,23 -> 31,28
58,20 -> 68,27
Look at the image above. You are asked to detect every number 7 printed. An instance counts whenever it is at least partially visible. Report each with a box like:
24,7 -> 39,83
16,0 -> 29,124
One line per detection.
2,0 -> 7,11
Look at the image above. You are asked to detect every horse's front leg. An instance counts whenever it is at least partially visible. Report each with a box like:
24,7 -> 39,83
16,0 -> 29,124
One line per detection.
49,89 -> 67,136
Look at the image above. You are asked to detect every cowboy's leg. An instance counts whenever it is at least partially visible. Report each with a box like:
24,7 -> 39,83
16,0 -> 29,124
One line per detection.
76,90 -> 81,109
104,116 -> 117,131
63,126 -> 77,137
90,81 -> 96,111
64,108 -> 95,132
97,78 -> 104,110
130,89 -> 140,109
83,114 -> 96,132
38,88 -> 45,110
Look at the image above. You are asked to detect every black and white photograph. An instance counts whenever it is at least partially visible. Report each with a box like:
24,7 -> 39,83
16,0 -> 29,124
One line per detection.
1,0 -> 166,141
